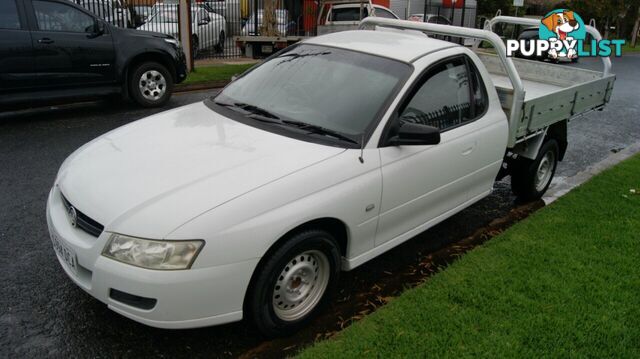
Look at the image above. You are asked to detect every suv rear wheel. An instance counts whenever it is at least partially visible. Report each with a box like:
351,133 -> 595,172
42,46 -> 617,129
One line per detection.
129,62 -> 173,108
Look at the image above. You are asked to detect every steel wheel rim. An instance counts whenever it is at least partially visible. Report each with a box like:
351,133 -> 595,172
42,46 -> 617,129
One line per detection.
138,70 -> 166,101
272,250 -> 330,322
535,150 -> 555,192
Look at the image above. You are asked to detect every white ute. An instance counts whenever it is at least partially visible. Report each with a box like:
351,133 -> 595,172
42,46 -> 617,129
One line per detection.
47,17 -> 615,336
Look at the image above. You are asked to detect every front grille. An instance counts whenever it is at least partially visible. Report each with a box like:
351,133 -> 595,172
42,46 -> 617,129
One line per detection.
60,193 -> 104,237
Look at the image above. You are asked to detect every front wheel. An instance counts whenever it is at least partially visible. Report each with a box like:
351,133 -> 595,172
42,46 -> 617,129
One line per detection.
511,139 -> 559,202
247,229 -> 341,337
129,62 -> 173,108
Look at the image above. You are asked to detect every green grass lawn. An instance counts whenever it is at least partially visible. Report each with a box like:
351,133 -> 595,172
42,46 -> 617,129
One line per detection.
299,154 -> 640,358
182,63 -> 256,85
620,42 -> 640,54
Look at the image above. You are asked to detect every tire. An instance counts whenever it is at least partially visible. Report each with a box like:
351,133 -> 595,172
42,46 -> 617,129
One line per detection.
247,229 -> 341,337
214,31 -> 225,53
129,62 -> 173,108
191,35 -> 199,59
511,139 -> 559,202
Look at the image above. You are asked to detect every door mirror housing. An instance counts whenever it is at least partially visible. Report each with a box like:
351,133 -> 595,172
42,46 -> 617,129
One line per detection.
198,19 -> 210,26
95,20 -> 105,35
88,20 -> 106,38
388,123 -> 441,146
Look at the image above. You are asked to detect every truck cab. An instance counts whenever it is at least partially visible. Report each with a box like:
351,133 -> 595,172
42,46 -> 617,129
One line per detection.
318,0 -> 399,35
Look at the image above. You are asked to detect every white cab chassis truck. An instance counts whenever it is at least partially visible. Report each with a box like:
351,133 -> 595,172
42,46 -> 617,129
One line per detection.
362,16 -> 615,201
47,17 -> 615,337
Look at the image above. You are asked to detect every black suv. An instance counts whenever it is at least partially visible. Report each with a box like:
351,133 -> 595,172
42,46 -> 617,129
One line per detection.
0,0 -> 188,110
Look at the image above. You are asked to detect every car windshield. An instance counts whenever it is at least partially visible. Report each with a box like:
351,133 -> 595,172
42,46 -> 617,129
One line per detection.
213,44 -> 410,143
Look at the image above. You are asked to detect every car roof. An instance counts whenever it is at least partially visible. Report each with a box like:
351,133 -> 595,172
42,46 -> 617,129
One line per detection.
304,30 -> 456,63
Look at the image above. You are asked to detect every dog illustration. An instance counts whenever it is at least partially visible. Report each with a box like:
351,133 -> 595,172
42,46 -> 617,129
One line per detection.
541,10 -> 580,59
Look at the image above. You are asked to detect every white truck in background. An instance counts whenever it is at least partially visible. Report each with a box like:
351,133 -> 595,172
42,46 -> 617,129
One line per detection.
317,0 -> 400,35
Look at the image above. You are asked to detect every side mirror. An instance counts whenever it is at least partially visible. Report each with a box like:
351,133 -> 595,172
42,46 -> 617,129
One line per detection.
88,20 -> 105,38
388,123 -> 441,146
198,19 -> 209,26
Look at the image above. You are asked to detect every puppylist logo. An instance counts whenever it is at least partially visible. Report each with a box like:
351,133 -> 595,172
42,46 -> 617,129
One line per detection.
506,9 -> 625,59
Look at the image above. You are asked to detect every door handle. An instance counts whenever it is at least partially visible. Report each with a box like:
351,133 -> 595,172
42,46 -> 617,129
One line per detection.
38,38 -> 54,44
461,142 -> 476,156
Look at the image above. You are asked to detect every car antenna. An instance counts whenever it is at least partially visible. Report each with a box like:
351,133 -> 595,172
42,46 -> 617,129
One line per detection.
358,133 -> 365,164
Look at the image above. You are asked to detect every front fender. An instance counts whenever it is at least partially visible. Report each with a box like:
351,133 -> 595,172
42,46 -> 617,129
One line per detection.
167,149 -> 383,269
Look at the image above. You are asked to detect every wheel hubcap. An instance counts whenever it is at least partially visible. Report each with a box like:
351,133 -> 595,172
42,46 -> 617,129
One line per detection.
535,150 -> 555,192
138,70 -> 166,101
272,250 -> 330,322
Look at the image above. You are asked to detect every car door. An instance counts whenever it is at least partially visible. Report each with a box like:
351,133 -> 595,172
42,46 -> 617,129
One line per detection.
375,54 -> 505,246
0,0 -> 36,94
27,0 -> 116,88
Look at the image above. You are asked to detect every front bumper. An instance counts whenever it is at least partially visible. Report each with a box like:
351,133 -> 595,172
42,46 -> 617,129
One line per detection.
46,186 -> 259,329
174,49 -> 188,84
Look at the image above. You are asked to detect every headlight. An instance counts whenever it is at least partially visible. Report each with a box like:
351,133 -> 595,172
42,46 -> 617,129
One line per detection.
102,234 -> 204,270
164,38 -> 180,47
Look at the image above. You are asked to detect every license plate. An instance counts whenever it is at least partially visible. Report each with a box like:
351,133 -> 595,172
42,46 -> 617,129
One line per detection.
261,45 -> 273,53
51,233 -> 77,273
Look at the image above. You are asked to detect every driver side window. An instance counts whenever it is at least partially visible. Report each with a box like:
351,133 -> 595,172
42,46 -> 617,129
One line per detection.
399,56 -> 476,131
33,1 -> 94,33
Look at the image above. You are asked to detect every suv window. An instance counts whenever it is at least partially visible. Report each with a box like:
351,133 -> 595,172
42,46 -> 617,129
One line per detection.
399,56 -> 480,131
0,0 -> 21,30
375,8 -> 396,19
331,7 -> 368,22
33,0 -> 95,33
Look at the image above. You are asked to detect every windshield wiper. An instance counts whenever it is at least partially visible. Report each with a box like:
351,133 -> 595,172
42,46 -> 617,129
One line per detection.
282,120 -> 359,145
213,100 -> 280,120
234,103 -> 280,119
213,99 -> 358,145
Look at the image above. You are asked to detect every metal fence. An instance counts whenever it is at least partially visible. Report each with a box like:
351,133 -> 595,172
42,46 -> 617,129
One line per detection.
71,0 -> 322,60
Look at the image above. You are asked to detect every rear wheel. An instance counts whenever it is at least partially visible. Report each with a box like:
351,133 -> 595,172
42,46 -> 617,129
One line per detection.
129,62 -> 173,108
511,139 -> 559,201
215,31 -> 225,53
247,229 -> 341,337
192,35 -> 199,59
